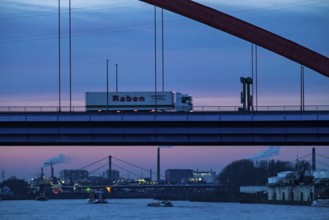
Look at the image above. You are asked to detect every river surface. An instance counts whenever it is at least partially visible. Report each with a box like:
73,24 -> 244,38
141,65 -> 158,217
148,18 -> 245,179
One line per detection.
0,199 -> 328,220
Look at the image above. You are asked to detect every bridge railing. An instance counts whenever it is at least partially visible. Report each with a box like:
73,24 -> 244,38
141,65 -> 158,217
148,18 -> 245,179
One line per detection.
252,105 -> 329,111
0,106 -> 86,112
0,105 -> 329,112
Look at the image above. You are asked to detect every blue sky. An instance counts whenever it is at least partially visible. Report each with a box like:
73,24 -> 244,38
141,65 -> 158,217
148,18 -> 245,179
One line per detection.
0,0 -> 328,107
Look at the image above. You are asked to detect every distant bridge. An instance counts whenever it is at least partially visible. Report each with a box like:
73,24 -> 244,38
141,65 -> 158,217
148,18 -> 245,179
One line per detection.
71,183 -> 220,190
0,110 -> 328,146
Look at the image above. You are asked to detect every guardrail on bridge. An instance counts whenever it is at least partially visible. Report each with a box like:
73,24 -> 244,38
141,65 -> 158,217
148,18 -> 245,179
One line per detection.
0,105 -> 329,113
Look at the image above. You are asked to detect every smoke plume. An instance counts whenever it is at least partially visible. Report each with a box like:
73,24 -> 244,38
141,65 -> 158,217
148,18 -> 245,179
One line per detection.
248,146 -> 280,160
42,154 -> 71,167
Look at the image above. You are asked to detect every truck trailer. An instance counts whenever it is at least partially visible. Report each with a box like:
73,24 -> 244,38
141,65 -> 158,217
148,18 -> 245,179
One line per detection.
85,91 -> 193,112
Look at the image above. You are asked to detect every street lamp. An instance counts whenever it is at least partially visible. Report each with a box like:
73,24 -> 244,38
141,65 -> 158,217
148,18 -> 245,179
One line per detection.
69,0 -> 72,112
116,64 -> 118,92
58,0 -> 61,112
106,59 -> 109,111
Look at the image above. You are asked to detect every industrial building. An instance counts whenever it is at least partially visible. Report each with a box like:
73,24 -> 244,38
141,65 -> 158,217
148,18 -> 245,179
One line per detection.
102,169 -> 120,182
191,170 -> 217,183
267,169 -> 329,202
267,149 -> 329,203
165,169 -> 194,183
240,148 -> 329,204
60,170 -> 88,185
267,171 -> 315,202
165,169 -> 217,184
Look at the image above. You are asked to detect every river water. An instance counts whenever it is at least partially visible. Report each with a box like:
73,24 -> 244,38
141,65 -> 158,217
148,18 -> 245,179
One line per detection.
0,199 -> 328,220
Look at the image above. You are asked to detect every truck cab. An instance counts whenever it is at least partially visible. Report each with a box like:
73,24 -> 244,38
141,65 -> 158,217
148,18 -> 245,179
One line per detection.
175,93 -> 193,112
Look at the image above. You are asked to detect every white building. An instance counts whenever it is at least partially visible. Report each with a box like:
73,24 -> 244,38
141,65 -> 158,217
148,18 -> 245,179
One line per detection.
313,169 -> 329,179
267,170 -> 329,202
268,185 -> 314,202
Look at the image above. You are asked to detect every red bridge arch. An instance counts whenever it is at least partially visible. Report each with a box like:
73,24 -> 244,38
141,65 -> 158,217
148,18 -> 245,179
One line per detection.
140,0 -> 329,78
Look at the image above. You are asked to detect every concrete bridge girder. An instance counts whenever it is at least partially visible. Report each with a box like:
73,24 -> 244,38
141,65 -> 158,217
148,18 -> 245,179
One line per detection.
0,112 -> 328,146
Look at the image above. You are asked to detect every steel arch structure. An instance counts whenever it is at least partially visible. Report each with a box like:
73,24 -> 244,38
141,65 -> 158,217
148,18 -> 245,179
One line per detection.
140,0 -> 329,78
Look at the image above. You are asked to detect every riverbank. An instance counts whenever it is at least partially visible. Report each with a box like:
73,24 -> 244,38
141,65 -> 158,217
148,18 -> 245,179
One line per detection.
0,192 -> 313,206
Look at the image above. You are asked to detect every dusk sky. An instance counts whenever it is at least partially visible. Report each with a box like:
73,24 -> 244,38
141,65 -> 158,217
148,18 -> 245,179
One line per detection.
0,0 -> 328,180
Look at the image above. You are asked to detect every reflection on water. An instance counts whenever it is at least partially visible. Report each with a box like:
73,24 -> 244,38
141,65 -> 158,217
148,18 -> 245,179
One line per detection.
0,199 -> 328,220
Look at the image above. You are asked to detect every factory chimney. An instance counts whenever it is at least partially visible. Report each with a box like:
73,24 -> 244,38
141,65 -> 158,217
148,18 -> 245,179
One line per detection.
51,163 -> 54,179
108,156 -> 112,184
157,147 -> 160,182
312,147 -> 316,171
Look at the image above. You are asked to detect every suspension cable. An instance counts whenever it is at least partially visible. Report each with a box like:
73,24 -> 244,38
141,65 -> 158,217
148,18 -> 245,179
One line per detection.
112,156 -> 150,172
299,153 -> 312,160
89,163 -> 109,175
112,162 -> 143,178
78,156 -> 108,170
316,153 -> 329,160
317,160 -> 329,168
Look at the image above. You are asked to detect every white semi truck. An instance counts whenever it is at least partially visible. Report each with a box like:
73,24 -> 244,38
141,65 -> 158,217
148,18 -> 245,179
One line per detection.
86,91 -> 193,112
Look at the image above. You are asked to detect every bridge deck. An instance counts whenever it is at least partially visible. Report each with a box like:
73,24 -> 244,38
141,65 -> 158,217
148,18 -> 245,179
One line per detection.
0,111 -> 328,146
